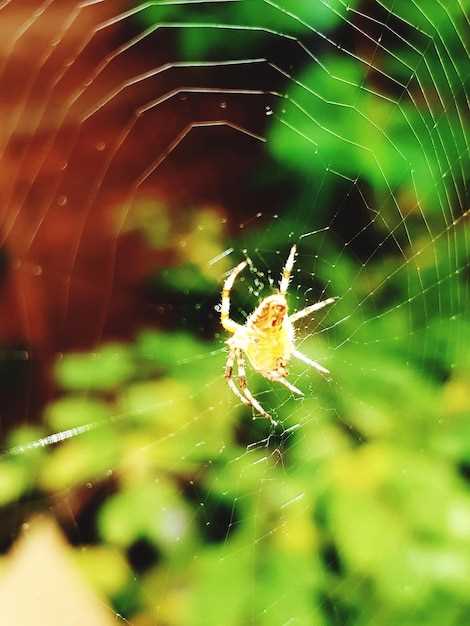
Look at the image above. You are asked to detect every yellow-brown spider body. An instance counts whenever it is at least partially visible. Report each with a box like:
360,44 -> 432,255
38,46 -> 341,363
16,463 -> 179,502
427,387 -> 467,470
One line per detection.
221,245 -> 335,423
236,295 -> 294,375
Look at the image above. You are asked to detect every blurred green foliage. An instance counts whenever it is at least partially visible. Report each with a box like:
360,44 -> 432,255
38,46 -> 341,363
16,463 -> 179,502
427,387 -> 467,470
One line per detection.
2,1 -> 469,625
268,54 -> 464,215
137,0 -> 360,58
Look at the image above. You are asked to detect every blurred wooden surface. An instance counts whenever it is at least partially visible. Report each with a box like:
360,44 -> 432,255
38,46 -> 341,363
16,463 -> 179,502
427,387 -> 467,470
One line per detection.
0,1 -> 267,426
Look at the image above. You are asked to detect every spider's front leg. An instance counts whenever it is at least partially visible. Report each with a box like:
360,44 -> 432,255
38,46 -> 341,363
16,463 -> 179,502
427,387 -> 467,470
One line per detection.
220,260 -> 248,334
290,297 -> 336,324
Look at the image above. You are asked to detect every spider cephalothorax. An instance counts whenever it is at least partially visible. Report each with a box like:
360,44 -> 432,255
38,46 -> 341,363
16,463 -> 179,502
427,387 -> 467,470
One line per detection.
221,245 -> 336,424
252,295 -> 287,330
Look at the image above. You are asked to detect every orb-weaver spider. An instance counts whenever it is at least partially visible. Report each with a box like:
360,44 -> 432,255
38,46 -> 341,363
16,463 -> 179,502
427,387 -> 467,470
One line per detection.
221,245 -> 335,424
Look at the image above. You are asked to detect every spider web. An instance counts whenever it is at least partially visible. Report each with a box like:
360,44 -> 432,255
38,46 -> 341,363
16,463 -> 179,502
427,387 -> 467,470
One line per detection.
0,1 -> 468,625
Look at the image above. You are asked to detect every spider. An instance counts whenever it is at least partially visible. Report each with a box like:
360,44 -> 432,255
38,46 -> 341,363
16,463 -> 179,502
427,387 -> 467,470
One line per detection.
221,245 -> 336,424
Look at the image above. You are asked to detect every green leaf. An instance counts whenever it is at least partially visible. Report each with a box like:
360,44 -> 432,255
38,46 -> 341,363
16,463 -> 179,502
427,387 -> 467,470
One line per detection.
0,462 -> 30,505
99,482 -> 193,553
44,397 -> 111,431
55,344 -> 136,391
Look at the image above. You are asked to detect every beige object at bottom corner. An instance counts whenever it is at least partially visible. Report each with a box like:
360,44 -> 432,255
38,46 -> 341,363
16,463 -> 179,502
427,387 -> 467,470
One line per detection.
0,516 -> 117,626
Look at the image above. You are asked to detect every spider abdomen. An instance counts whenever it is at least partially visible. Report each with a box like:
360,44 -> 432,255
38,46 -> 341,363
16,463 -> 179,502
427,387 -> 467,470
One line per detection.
244,321 -> 294,374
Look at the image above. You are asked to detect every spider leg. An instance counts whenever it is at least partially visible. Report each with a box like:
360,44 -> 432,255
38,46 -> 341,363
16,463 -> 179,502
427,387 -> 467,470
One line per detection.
236,350 -> 277,425
279,244 -> 297,295
221,260 -> 248,334
290,297 -> 337,324
269,374 -> 304,396
225,348 -> 250,407
292,349 -> 330,376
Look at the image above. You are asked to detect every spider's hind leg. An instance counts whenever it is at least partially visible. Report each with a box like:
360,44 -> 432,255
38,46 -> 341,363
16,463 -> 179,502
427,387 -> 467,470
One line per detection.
225,348 -> 250,407
270,374 -> 304,396
237,350 -> 277,425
